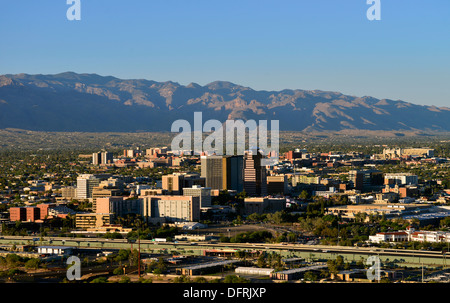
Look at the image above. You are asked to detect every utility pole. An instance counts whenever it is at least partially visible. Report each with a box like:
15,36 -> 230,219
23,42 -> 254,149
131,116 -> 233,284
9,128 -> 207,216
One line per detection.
138,234 -> 141,278
138,223 -> 141,278
421,263 -> 424,282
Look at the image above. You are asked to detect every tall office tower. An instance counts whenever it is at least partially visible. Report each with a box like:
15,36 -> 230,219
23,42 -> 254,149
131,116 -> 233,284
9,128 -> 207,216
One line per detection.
243,150 -> 267,197
93,153 -> 102,165
201,156 -> 225,191
76,174 -> 100,199
349,169 -> 383,191
222,155 -> 244,192
348,170 -> 364,191
93,151 -> 113,165
101,152 -> 113,164
201,155 -> 244,192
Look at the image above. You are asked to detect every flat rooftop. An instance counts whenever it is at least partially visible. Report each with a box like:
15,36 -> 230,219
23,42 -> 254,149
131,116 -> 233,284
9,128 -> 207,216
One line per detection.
181,259 -> 240,271
274,264 -> 327,275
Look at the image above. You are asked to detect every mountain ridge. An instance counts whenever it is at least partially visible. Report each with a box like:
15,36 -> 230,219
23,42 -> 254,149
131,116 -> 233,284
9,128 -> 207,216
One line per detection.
0,72 -> 449,132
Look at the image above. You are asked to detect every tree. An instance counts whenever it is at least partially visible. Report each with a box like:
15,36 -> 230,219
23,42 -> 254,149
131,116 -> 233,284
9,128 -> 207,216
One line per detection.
236,190 -> 248,200
265,211 -> 286,224
286,232 -> 297,243
327,255 -> 345,276
173,275 -> 191,283
113,267 -> 124,275
235,250 -> 247,259
119,276 -> 131,283
25,258 -> 41,270
256,254 -> 267,268
90,276 -> 109,283
327,259 -> 339,275
440,217 -> 450,229
304,271 -> 318,282
6,254 -> 21,268
155,257 -> 167,274
247,212 -> 264,222
299,190 -> 310,200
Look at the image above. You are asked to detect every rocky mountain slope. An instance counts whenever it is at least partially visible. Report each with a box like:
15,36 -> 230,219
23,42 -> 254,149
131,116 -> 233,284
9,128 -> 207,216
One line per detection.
0,72 -> 449,132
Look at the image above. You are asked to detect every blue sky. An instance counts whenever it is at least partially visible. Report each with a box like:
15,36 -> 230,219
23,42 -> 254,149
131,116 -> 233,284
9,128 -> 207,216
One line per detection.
0,0 -> 449,107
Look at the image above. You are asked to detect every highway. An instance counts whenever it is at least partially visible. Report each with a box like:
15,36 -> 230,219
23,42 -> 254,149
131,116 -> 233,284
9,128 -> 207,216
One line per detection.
0,235 -> 448,266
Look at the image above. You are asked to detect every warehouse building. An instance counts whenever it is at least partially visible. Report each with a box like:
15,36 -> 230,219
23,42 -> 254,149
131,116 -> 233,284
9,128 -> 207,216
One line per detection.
235,267 -> 274,276
176,259 -> 241,276
270,264 -> 327,281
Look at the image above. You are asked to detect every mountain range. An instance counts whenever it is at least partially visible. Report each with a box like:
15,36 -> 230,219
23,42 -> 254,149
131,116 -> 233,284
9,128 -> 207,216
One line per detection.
0,72 -> 449,133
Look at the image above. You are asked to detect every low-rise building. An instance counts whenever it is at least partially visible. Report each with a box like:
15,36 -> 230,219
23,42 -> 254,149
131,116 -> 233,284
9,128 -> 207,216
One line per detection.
235,267 -> 274,276
243,197 -> 286,215
37,246 -> 74,255
75,213 -> 112,229
270,264 -> 327,281
368,231 -> 409,243
369,227 -> 450,243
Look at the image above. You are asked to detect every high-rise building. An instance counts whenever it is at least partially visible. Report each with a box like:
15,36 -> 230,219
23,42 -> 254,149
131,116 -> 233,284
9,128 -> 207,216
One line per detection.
9,206 -> 41,222
243,150 -> 267,196
146,147 -> 168,158
36,203 -> 57,220
92,187 -> 122,212
266,175 -> 288,195
222,155 -> 244,193
183,185 -> 212,208
201,156 -> 224,191
76,174 -> 100,200
140,195 -> 200,224
162,173 -> 205,195
123,149 -> 142,158
162,173 -> 185,195
384,173 -> 419,186
349,169 -> 383,191
200,155 -> 243,192
348,170 -> 364,191
61,186 -> 77,199
93,151 -> 113,165
9,207 -> 27,222
284,150 -> 302,161
96,196 -> 141,218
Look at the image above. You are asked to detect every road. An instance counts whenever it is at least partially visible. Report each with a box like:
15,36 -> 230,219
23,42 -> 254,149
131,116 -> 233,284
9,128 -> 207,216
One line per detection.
0,235 -> 448,266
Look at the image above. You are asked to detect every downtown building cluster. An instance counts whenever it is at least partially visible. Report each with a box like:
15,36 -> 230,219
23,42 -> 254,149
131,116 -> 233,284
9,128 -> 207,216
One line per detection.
3,145 -> 450,239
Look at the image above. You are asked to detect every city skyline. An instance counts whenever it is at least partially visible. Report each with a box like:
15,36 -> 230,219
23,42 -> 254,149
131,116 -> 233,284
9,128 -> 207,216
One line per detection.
2,0 -> 450,292
0,1 -> 449,107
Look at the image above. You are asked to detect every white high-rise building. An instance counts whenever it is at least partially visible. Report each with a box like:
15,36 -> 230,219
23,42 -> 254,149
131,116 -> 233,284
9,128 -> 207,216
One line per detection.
92,151 -> 113,165
76,174 -> 100,199
183,185 -> 212,208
